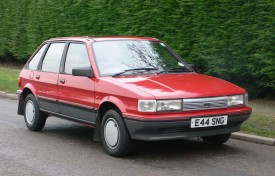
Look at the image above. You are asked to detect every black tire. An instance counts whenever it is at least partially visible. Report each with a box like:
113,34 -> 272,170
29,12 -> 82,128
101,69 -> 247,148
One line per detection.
101,109 -> 133,157
24,94 -> 46,131
201,133 -> 231,145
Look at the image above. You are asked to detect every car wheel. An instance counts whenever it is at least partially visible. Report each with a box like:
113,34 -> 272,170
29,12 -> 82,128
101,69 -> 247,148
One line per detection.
24,94 -> 46,131
201,133 -> 231,145
101,109 -> 133,157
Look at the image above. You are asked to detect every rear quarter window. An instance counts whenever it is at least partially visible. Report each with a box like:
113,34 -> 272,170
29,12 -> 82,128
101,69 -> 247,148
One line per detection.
28,44 -> 47,70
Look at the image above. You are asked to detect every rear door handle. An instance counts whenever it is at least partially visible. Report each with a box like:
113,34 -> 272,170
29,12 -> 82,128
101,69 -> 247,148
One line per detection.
59,79 -> 66,84
35,75 -> 40,79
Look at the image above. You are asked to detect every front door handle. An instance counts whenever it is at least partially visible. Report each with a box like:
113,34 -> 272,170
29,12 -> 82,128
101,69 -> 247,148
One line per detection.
59,79 -> 66,84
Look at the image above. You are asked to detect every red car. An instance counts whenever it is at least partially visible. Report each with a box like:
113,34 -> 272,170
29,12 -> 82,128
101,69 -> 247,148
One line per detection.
17,36 -> 252,156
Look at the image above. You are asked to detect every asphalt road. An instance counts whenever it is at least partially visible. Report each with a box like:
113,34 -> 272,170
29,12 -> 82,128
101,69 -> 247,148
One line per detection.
0,98 -> 274,176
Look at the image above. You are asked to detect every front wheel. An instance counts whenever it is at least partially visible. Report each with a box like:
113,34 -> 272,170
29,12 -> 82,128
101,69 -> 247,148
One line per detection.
201,133 -> 231,145
24,94 -> 46,131
101,109 -> 133,157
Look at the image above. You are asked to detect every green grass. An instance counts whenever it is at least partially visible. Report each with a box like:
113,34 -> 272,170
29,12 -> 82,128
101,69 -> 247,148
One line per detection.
0,66 -> 20,93
241,113 -> 275,138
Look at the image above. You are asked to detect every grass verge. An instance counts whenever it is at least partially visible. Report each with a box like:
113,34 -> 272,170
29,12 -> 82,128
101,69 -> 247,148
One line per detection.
0,65 -> 20,93
0,65 -> 274,138
241,113 -> 275,138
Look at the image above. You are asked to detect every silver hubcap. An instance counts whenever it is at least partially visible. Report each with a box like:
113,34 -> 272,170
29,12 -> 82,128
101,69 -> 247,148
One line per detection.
104,118 -> 120,149
25,100 -> 35,124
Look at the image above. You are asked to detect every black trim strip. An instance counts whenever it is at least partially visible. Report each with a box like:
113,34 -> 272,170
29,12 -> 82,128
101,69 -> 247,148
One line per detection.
37,96 -> 98,112
58,101 -> 98,113
41,109 -> 95,126
38,97 -> 56,103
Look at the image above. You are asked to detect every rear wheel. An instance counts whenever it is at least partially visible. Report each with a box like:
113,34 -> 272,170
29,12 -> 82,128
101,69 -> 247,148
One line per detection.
101,109 -> 133,157
24,94 -> 46,131
201,133 -> 231,145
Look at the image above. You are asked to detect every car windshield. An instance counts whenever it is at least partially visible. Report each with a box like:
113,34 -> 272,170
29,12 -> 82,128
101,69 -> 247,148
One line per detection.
92,40 -> 193,76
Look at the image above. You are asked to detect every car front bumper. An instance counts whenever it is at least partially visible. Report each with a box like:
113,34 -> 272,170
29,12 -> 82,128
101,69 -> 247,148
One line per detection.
124,113 -> 250,141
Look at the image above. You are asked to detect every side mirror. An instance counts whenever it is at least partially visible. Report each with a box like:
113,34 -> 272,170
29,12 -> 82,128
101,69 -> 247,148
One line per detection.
188,64 -> 195,71
72,67 -> 95,78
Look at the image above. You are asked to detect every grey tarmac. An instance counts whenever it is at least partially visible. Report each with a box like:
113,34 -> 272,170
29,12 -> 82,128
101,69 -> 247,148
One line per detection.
0,98 -> 274,176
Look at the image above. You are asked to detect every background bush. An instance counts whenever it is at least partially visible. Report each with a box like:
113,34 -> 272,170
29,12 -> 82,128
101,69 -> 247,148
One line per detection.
0,0 -> 274,98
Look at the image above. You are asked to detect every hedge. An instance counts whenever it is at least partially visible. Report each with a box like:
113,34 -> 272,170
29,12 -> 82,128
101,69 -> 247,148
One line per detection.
0,0 -> 274,98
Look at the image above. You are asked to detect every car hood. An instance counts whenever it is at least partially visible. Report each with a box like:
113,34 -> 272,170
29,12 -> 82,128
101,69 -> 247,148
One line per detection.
106,73 -> 246,99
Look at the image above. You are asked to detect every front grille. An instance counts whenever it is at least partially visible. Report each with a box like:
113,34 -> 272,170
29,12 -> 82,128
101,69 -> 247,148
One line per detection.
183,96 -> 228,111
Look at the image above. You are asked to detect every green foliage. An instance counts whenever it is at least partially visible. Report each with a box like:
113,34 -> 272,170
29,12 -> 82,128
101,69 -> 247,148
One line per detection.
0,0 -> 274,98
0,65 -> 20,93
241,112 -> 275,138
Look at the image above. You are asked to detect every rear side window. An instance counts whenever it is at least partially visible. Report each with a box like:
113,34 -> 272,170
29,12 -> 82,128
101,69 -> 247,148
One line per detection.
42,43 -> 66,73
28,44 -> 47,70
64,43 -> 90,74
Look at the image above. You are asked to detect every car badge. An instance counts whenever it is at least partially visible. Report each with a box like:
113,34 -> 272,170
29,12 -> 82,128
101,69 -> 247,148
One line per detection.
204,102 -> 211,108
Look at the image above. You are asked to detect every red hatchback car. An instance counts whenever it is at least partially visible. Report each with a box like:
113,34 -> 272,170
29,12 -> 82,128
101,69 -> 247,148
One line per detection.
17,36 -> 252,156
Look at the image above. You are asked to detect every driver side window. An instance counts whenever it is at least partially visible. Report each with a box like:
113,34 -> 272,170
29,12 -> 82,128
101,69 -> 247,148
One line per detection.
64,43 -> 91,74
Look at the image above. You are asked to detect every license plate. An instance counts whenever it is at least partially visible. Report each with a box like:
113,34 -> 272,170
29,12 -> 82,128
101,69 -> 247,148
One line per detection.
191,115 -> 228,128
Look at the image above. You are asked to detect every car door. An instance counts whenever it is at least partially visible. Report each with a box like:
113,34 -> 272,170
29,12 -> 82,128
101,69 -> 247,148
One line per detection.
35,42 -> 66,113
57,42 -> 96,124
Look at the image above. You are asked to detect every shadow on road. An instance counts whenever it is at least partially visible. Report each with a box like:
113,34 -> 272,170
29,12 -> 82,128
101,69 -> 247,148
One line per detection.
131,139 -> 239,159
37,121 -> 242,159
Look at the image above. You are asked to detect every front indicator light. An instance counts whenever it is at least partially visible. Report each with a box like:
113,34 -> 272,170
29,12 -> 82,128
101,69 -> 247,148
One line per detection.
138,100 -> 156,112
244,93 -> 248,106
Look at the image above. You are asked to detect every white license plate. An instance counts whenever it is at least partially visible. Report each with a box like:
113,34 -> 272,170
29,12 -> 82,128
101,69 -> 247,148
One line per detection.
191,115 -> 228,128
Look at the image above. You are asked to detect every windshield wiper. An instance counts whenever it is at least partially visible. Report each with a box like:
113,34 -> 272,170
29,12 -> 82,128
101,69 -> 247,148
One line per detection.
112,67 -> 158,77
157,67 -> 192,74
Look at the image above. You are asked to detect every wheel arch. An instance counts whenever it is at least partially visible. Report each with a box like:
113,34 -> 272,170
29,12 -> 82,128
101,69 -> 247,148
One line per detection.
93,97 -> 126,141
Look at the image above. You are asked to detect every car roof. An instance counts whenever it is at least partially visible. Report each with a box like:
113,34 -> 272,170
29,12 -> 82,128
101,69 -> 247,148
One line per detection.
47,36 -> 159,42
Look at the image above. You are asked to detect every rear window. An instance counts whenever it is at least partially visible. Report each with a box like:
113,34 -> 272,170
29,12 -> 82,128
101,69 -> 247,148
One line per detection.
41,43 -> 66,73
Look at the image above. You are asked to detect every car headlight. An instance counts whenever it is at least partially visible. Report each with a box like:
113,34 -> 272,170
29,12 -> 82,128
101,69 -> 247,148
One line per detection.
138,100 -> 156,112
156,100 -> 182,111
138,99 -> 182,112
227,94 -> 245,106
